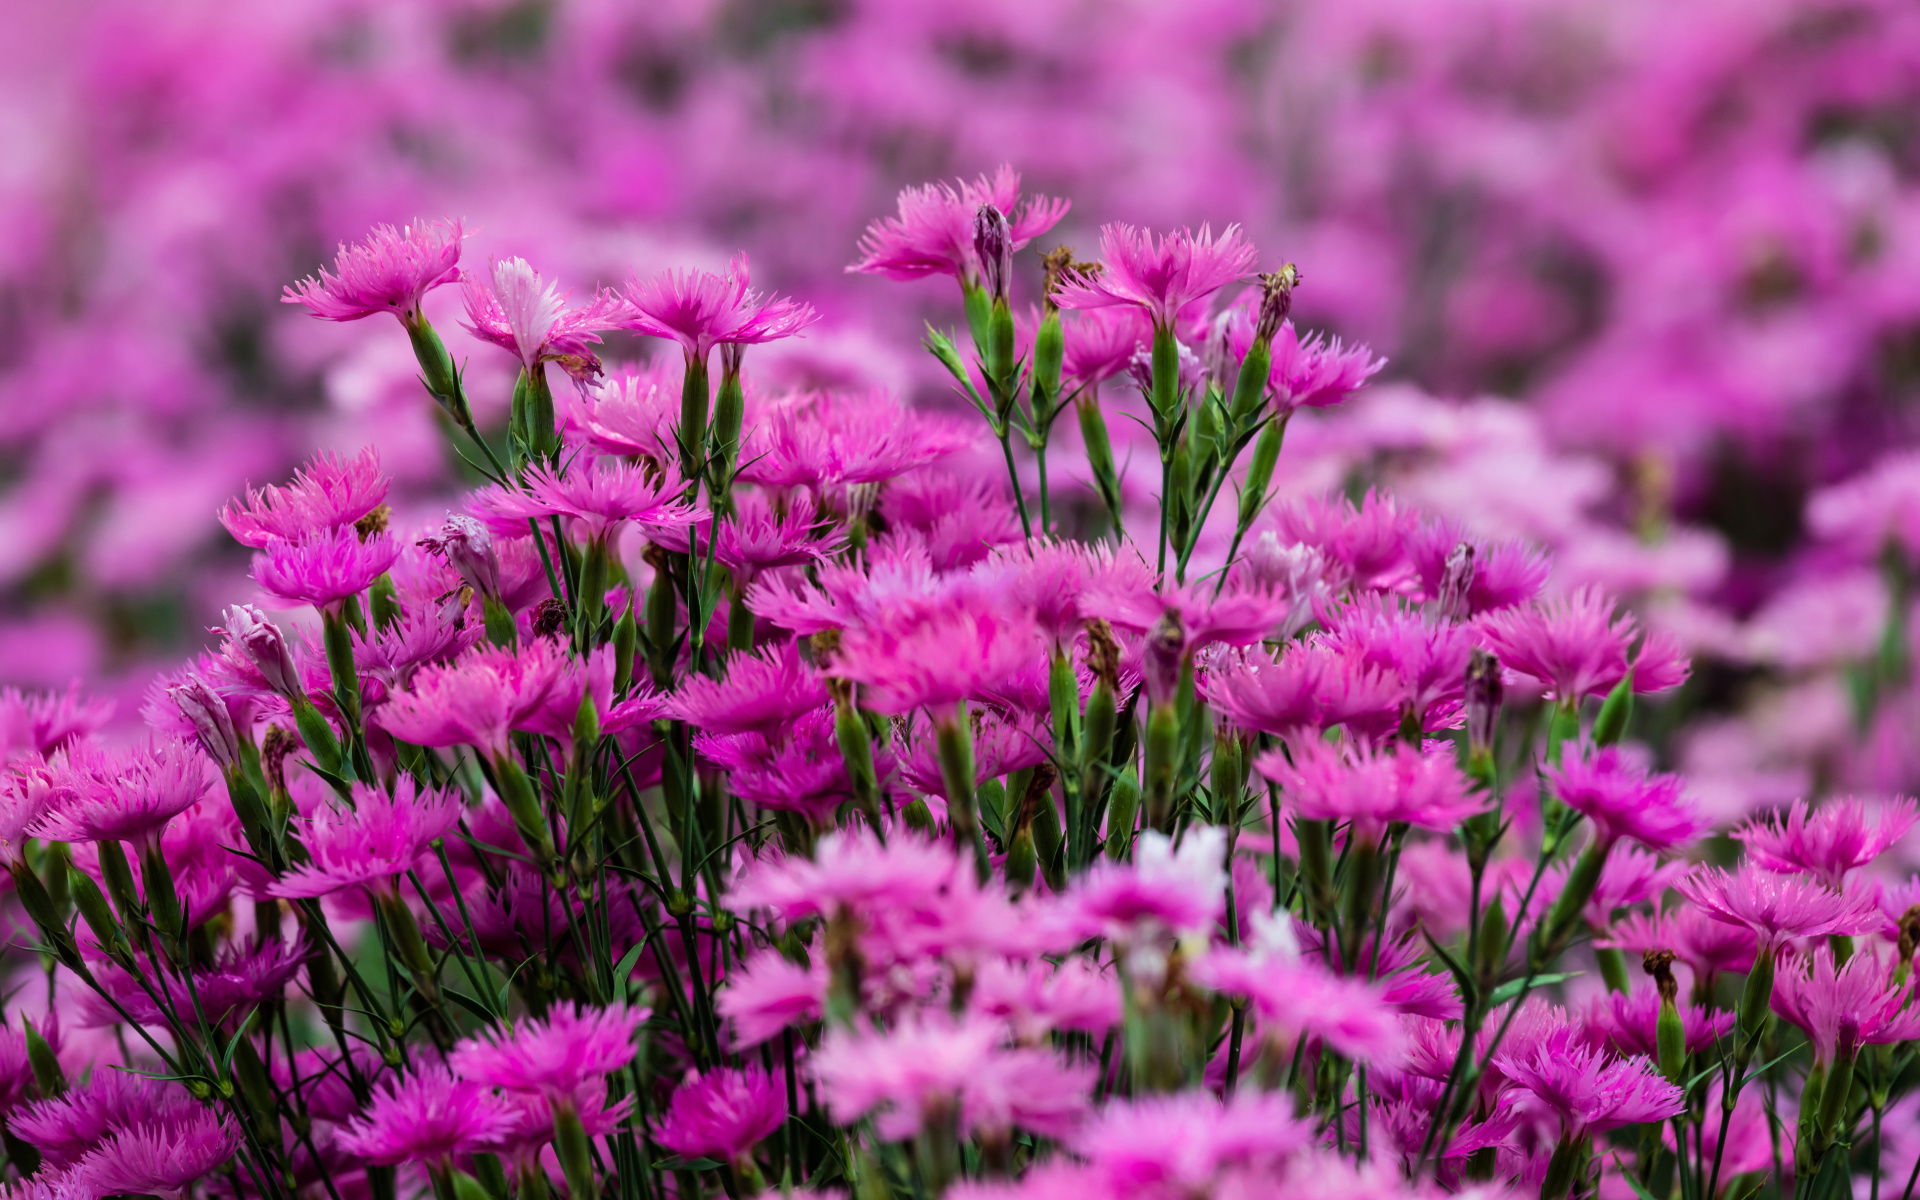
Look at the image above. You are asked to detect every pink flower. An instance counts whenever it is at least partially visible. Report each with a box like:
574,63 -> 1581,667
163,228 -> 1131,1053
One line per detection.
971,958 -> 1121,1042
620,252 -> 818,362
1071,1092 -> 1310,1197
1254,739 -> 1481,842
716,950 -> 825,1048
897,709 -> 1047,801
0,684 -> 111,764
267,779 -> 462,899
66,1107 -> 238,1199
665,640 -> 827,735
251,525 -> 402,613
696,707 -> 893,823
1495,1038 -> 1683,1138
1065,827 -> 1226,944
656,1067 -> 786,1166
1083,577 -> 1291,653
578,362 -> 678,459
1582,986 -> 1732,1059
461,257 -> 626,384
1319,594 -> 1477,730
1735,796 -> 1919,890
1675,865 -> 1883,949
824,585 -> 1043,717
1191,941 -> 1405,1065
1544,747 -> 1704,852
1270,491 -> 1421,593
1265,321 -> 1387,413
1062,307 -> 1152,389
1407,521 -> 1549,618
448,1003 -> 646,1098
337,1065 -> 516,1167
1053,224 -> 1257,328
1771,944 -> 1920,1065
78,939 -> 307,1029
1476,586 -> 1691,703
219,447 -> 390,549
418,514 -> 501,601
734,388 -> 976,493
378,640 -> 567,759
36,738 -> 210,850
473,459 -> 700,547
731,827 -> 955,924
1600,907 -> 1758,980
282,218 -> 463,322
849,165 -> 1069,286
713,493 -> 840,585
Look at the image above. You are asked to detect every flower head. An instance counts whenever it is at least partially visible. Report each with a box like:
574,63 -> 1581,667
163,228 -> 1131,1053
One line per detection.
717,950 -> 825,1048
1270,491 -> 1420,594
620,252 -> 818,362
12,1073 -> 204,1169
462,257 -> 625,383
1065,827 -> 1226,945
696,707 -> 892,824
36,738 -> 210,850
1771,945 -> 1920,1065
656,1067 -> 786,1166
418,514 -> 501,601
1582,986 -> 1732,1059
267,779 -> 462,899
449,1004 -> 646,1098
578,361 -> 679,459
731,827 -> 955,924
219,447 -> 390,549
1053,224 -> 1256,328
251,525 -> 402,613
1254,739 -> 1481,843
378,640 -> 566,759
67,1108 -> 240,1200
1061,307 -> 1152,389
735,388 -> 976,493
665,640 -> 827,736
1477,586 -> 1690,702
1675,865 -> 1883,949
282,218 -> 463,322
1071,1091 -> 1310,1197
1736,796 -> 1919,890
850,166 -> 1069,286
824,585 -> 1042,717
337,1066 -> 516,1167
1545,746 -> 1704,852
472,458 -> 698,546
1495,1038 -> 1683,1138
1266,321 -> 1387,413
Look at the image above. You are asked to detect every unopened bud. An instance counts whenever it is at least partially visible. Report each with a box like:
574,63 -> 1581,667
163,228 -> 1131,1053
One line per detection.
220,605 -> 303,699
1437,542 -> 1477,622
1252,265 -> 1301,346
169,677 -> 240,770
1085,618 -> 1122,693
1142,610 -> 1186,707
1465,649 -> 1503,758
973,204 -> 1013,303
420,514 -> 501,600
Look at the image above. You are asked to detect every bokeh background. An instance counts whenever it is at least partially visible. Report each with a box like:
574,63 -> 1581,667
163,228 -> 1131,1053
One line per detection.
5,0 -> 1920,809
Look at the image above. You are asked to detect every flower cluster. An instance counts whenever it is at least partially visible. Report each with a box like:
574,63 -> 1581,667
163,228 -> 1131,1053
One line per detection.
0,167 -> 1916,1200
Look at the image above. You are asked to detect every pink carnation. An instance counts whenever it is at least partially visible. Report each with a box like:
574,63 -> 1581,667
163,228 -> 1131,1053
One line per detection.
282,218 -> 463,322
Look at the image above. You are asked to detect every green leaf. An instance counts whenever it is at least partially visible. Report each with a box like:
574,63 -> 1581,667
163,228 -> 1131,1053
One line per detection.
611,943 -> 647,988
1606,1155 -> 1661,1200
652,1156 -> 723,1172
1593,672 -> 1635,746
1489,972 -> 1578,1007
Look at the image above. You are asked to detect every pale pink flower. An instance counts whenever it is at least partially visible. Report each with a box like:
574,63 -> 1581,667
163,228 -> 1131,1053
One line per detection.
1771,944 -> 1920,1064
1254,738 -> 1482,842
1065,827 -> 1226,944
461,257 -> 626,384
1071,1092 -> 1310,1197
36,737 -> 210,851
716,950 -> 825,1048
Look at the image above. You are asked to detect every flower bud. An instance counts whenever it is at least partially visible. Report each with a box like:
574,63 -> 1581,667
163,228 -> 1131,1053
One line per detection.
973,204 -> 1013,304
1436,542 -> 1477,622
1253,265 -> 1301,346
1143,609 -> 1187,707
169,678 -> 239,770
420,515 -> 501,601
1465,649 -> 1503,760
221,605 -> 303,699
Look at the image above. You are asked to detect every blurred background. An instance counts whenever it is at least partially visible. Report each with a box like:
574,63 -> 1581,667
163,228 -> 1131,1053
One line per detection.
4,0 -> 1920,804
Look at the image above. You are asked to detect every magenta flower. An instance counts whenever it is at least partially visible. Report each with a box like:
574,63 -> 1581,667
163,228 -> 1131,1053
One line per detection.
664,640 -> 827,736
578,362 -> 678,459
1772,945 -> 1920,1065
620,252 -> 818,363
251,525 -> 402,614
696,707 -> 892,824
78,939 -> 307,1029
1065,827 -> 1226,945
1191,944 -> 1405,1066
282,218 -> 463,322
378,640 -> 566,759
267,779 -> 462,899
219,447 -> 390,549
824,586 -> 1043,717
713,493 -> 840,586
1253,739 -> 1481,842
731,827 -> 956,924
849,165 -> 1069,286
12,1073 -> 204,1168
67,1108 -> 239,1199
1601,907 -> 1759,980
36,738 -> 210,851
1271,490 -> 1421,594
656,1067 -> 786,1167
716,950 -> 825,1048
418,514 -> 501,601
472,458 -> 699,547
1053,223 -> 1256,328
448,1003 -> 646,1099
971,958 -> 1121,1043
1319,593 -> 1476,730
1582,986 -> 1732,1059
1406,520 -> 1550,618
1735,796 -> 1919,891
1476,586 -> 1691,703
462,257 -> 626,384
1675,865 -> 1883,950
337,1066 -> 516,1168
1071,1092 -> 1310,1197
1266,321 -> 1387,413
735,388 -> 976,493
1062,306 -> 1153,389
1495,1038 -> 1683,1138
1544,746 -> 1704,853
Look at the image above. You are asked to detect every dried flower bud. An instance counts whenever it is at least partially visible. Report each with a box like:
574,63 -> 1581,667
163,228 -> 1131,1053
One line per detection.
220,605 -> 303,699
1253,265 -> 1301,346
1899,904 -> 1920,961
1643,948 -> 1679,1004
1437,541 -> 1477,622
810,628 -> 843,668
1466,648 -> 1504,757
419,514 -> 501,600
354,504 -> 392,541
1085,617 -> 1122,692
532,598 -> 567,641
261,725 -> 296,798
170,677 -> 239,769
1143,609 -> 1186,707
974,204 -> 1013,303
